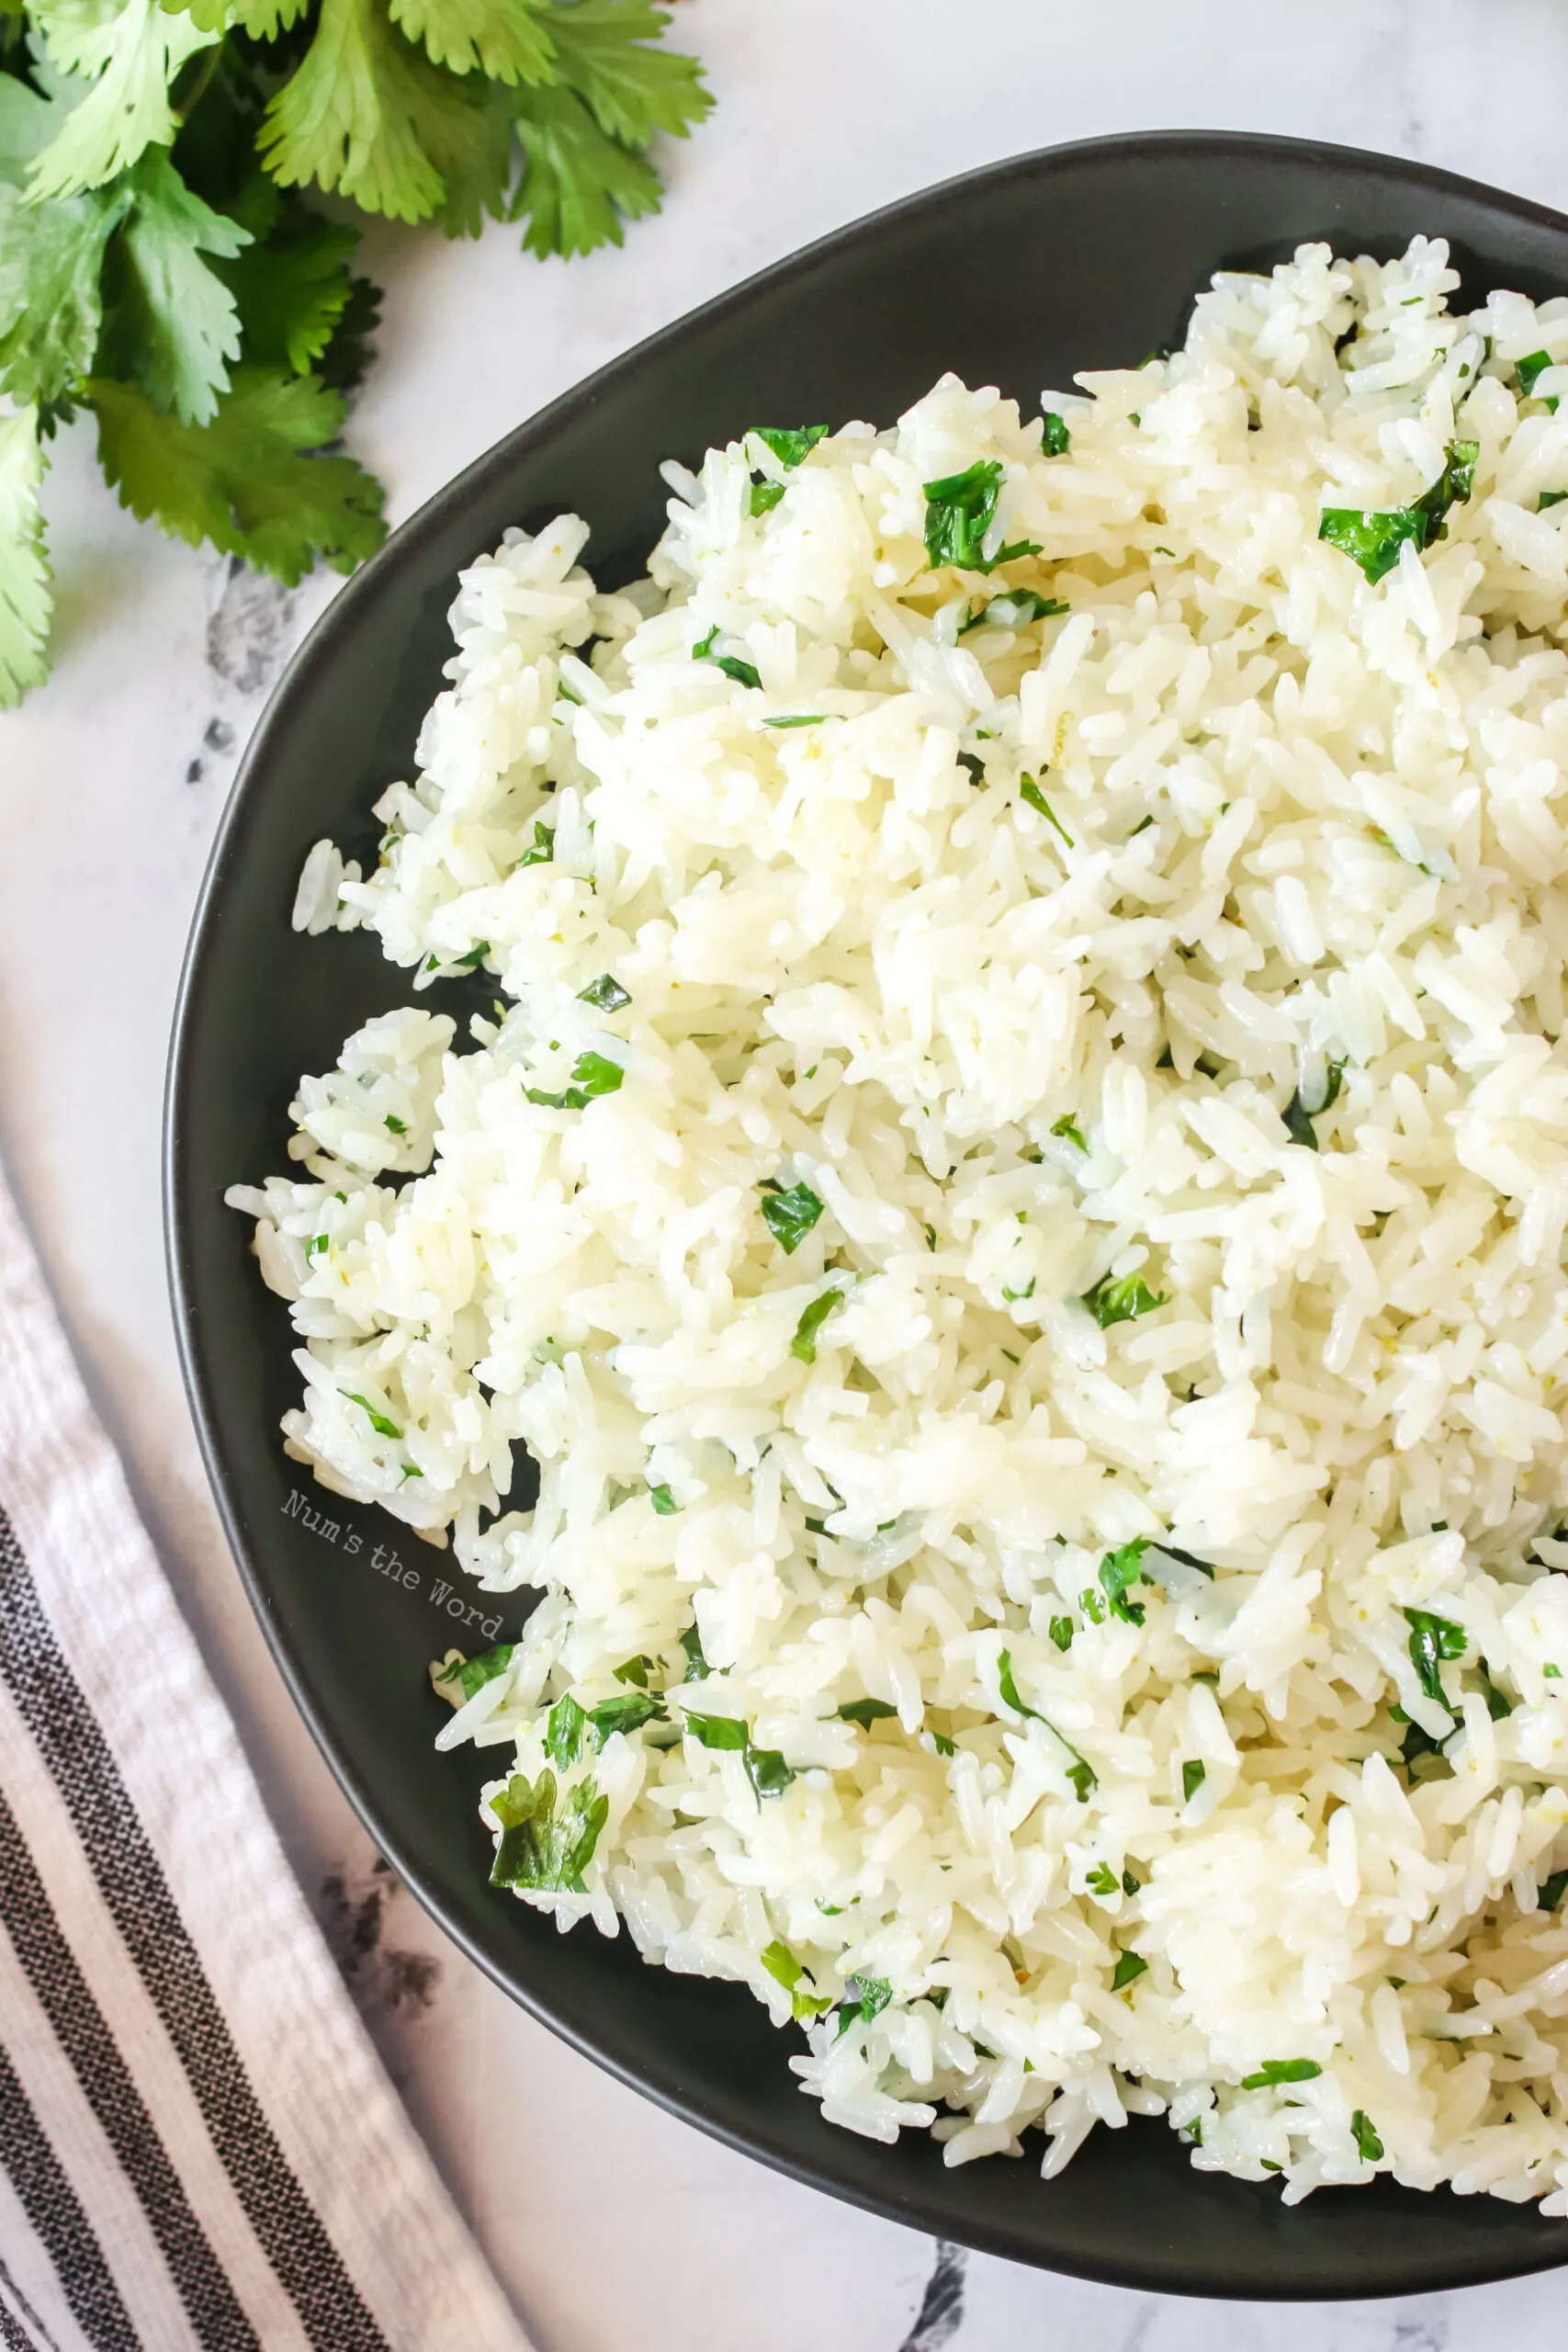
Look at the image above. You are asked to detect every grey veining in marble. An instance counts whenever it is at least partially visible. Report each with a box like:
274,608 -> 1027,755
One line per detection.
7,0 -> 1568,2340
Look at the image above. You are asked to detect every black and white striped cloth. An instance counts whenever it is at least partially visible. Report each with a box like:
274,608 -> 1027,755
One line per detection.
0,1170 -> 531,2352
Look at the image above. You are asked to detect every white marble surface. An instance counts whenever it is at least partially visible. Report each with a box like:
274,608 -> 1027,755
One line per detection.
10,0 -> 1568,2340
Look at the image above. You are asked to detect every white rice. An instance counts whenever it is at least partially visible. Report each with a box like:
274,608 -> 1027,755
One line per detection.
231,236 -> 1568,2209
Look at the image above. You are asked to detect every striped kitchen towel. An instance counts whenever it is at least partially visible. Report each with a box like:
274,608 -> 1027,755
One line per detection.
0,1166 -> 532,2352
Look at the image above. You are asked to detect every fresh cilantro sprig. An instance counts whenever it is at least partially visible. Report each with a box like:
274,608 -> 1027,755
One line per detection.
0,0 -> 711,703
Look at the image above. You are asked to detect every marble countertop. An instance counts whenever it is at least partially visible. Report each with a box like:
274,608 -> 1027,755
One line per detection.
9,0 -> 1568,2341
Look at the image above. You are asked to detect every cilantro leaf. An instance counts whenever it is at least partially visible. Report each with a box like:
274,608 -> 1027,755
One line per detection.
1181,1758 -> 1206,1804
1240,2058 -> 1321,2089
836,1697 -> 898,1729
679,1623 -> 707,1680
28,0 -> 217,198
586,1689 -> 666,1744
1539,1867 -> 1568,1912
759,1178 -> 822,1254
1111,1950 -> 1146,1991
525,1048 -> 625,1108
259,0 -> 491,225
922,458 -> 1001,571
790,1281 -> 849,1365
1351,2109 -> 1383,2162
541,0 -> 712,146
959,589 -> 1066,633
88,364 -> 387,582
1085,1862 -> 1118,1896
511,75 -> 659,257
834,1973 -> 892,2040
996,1645 -> 1097,1797
0,81 -> 130,411
1081,1269 -> 1165,1329
544,1690 -> 585,1767
578,971 -> 630,1011
1051,1114 -> 1087,1151
0,406 -> 51,708
749,479 -> 784,516
1041,409 -> 1071,455
489,1766 -> 607,1891
1019,774 -> 1072,844
389,0 -> 555,85
1318,438 -> 1481,583
1517,348 -> 1560,411
761,1938 -> 834,2022
98,148 -> 250,424
219,208 -> 363,375
648,1482 -> 678,1514
341,1388 -> 401,1438
434,1640 -> 514,1701
1099,1538 -> 1149,1625
682,1707 -> 795,1799
1403,1606 -> 1466,1709
1047,1614 -> 1073,1652
749,423 -> 828,469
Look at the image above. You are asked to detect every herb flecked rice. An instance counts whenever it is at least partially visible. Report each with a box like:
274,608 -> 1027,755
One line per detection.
231,237 -> 1568,2207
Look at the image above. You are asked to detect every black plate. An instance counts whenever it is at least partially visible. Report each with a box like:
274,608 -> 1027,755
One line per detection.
167,130 -> 1568,2298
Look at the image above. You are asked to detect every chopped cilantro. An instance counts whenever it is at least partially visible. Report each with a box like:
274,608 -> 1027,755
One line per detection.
679,1624 -> 708,1681
1041,410 -> 1071,456
683,1708 -> 794,1798
489,1768 -> 607,1894
1086,1862 -> 1119,1896
836,1697 -> 899,1729
1081,1270 -> 1166,1329
1403,1606 -> 1466,1708
383,1114 -> 408,1135
750,424 -> 829,469
1001,1277 -> 1035,1305
525,1050 -> 625,1110
1517,349 -> 1560,409
1547,1664 -> 1562,1679
1048,1615 -> 1074,1653
928,1730 -> 956,1758
454,942 -> 490,969
1099,1538 -> 1150,1626
1317,437 -> 1481,582
957,749 -> 986,786
694,626 -> 761,688
1111,1951 -> 1147,1990
761,1938 -> 835,2021
307,1233 -> 330,1258
434,1641 -> 513,1702
996,1645 -> 1097,1797
1129,813 -> 1156,837
1181,1758 -> 1206,1804
342,1390 -> 401,1440
1079,1585 -> 1106,1625
1122,1869 -> 1141,1895
1051,1114 -> 1088,1151
1019,774 -> 1073,844
1540,490 -> 1568,510
545,1692 -> 586,1769
578,972 -> 630,1012
763,714 -> 829,728
1540,1868 -> 1568,1911
1351,2109 -> 1384,2163
921,459 -> 1040,572
791,1282 -> 851,1364
924,1223 -> 939,1251
516,820 -> 556,867
649,1483 -> 679,1515
587,1690 -> 667,1746
760,1178 -> 824,1254
750,480 -> 786,516
613,1656 -> 652,1687
1240,2058 -> 1321,2089
959,589 -> 1067,633
1477,1660 -> 1514,1721
834,1973 -> 893,2039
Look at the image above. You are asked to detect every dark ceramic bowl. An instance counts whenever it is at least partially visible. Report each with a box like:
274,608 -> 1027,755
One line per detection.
167,130 -> 1568,2299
